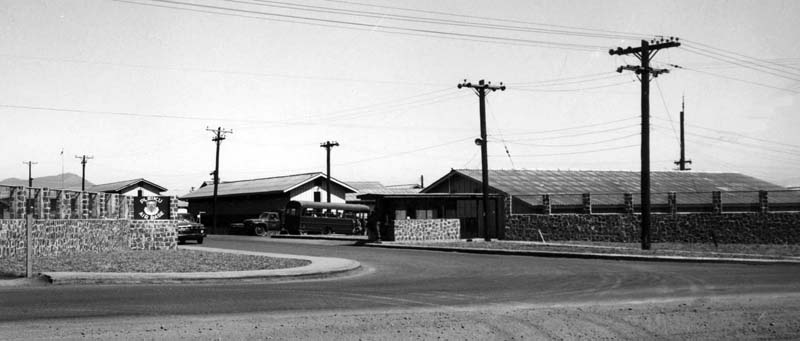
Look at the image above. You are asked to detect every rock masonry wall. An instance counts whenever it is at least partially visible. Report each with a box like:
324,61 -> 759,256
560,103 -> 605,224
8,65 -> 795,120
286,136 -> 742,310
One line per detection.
0,219 -> 177,258
505,212 -> 800,244
393,219 -> 460,242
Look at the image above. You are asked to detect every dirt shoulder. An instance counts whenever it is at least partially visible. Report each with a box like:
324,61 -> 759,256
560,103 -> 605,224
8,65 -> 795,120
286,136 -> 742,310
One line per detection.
2,294 -> 798,339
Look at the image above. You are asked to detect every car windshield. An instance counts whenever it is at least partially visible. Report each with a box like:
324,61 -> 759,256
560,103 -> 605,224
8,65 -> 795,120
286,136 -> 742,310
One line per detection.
178,213 -> 196,222
259,213 -> 275,220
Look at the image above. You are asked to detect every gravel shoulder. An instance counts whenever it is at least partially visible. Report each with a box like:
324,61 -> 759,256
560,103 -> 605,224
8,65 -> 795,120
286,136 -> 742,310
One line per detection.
2,294 -> 798,339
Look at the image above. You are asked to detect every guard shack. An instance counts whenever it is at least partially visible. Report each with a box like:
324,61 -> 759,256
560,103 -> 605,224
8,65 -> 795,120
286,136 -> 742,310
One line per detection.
357,193 -> 505,241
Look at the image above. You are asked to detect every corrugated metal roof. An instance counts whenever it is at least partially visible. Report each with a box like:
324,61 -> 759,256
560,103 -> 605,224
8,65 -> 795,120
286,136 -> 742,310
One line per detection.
425,169 -> 786,195
344,181 -> 421,201
89,178 -> 167,193
181,172 -> 355,200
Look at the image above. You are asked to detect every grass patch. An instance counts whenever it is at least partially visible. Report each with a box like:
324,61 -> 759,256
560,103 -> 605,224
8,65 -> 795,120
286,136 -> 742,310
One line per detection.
0,249 -> 310,277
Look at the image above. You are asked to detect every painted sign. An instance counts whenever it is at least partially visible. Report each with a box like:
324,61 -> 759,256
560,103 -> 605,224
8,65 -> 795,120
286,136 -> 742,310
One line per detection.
133,196 -> 171,220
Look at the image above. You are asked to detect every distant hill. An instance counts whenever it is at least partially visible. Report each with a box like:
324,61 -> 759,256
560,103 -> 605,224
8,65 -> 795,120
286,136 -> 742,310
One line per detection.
0,173 -> 92,190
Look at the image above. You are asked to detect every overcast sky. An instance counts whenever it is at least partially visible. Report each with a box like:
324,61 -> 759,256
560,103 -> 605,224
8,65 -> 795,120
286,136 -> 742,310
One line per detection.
1,0 -> 799,195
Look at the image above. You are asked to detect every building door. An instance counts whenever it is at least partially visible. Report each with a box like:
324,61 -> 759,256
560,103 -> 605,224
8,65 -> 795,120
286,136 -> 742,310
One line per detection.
456,199 -> 478,239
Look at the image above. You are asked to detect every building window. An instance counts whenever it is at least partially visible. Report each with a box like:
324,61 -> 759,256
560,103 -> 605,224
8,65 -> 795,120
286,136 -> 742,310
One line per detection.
313,191 -> 321,202
137,189 -> 143,197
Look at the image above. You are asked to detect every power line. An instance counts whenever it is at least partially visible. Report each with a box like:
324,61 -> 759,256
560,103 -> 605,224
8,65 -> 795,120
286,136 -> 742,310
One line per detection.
682,40 -> 800,73
230,0 -> 644,41
499,116 -> 639,137
318,0 -> 653,40
502,123 -> 641,142
115,0 -> 608,51
682,45 -> 800,82
653,78 -> 679,143
502,132 -> 639,147
0,53 -> 449,87
493,143 -> 639,157
678,66 -> 799,93
509,80 -> 635,92
651,117 -> 800,151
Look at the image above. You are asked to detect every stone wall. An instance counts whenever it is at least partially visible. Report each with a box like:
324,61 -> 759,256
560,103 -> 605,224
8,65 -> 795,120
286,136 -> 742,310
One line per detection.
393,219 -> 460,242
505,212 -> 800,244
129,220 -> 178,250
0,219 -> 177,258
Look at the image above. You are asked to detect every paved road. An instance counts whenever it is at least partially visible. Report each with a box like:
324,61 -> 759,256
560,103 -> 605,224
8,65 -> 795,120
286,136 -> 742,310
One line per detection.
1,235 -> 799,323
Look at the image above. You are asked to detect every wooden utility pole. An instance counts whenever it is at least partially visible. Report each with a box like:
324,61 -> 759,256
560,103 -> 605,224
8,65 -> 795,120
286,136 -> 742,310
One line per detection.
458,79 -> 505,242
207,126 -> 232,233
610,38 -> 680,250
674,96 -> 692,170
74,155 -> 94,191
320,141 -> 339,203
23,161 -> 38,187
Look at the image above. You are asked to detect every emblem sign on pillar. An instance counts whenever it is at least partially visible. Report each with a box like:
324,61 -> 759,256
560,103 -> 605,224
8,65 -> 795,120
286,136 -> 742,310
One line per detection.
133,196 -> 172,220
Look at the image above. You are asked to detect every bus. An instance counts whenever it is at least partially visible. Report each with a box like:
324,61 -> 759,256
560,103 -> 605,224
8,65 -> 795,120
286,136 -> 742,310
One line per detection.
284,200 -> 370,235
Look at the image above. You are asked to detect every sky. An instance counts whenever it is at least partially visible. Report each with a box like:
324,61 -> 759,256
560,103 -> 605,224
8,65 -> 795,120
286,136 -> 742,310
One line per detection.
1,0 -> 799,195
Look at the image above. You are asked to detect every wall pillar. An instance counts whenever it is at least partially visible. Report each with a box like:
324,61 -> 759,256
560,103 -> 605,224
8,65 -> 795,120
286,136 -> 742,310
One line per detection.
10,186 -> 26,219
42,188 -> 52,219
712,191 -> 722,214
33,188 -> 45,219
98,193 -> 107,218
542,194 -> 551,215
667,192 -> 677,215
582,193 -> 592,214
170,196 -> 179,219
759,190 -> 769,214
624,193 -> 634,214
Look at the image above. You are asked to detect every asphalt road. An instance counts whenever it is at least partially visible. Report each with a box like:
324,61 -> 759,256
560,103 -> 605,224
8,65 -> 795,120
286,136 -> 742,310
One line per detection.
1,235 -> 799,323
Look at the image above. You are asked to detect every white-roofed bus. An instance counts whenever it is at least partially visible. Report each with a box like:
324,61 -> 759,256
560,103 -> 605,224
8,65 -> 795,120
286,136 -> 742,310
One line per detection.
284,200 -> 370,235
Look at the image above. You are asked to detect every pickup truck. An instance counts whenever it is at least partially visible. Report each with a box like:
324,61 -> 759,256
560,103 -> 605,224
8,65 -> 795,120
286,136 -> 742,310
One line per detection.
229,211 -> 282,236
176,213 -> 206,244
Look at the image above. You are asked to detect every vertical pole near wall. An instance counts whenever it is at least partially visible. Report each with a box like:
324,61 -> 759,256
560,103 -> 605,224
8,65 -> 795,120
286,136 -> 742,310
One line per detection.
26,213 -> 33,278
458,79 -> 505,242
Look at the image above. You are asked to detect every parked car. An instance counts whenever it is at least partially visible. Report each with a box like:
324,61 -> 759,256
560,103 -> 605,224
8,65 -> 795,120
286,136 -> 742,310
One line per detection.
176,213 -> 206,244
229,211 -> 282,236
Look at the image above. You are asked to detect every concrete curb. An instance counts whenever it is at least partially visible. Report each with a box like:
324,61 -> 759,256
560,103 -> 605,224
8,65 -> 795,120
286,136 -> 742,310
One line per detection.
37,246 -> 361,285
271,234 -> 369,242
363,242 -> 800,265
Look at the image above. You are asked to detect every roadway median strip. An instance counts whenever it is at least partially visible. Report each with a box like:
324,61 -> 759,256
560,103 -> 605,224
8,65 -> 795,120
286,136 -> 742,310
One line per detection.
364,241 -> 800,265
37,246 -> 361,285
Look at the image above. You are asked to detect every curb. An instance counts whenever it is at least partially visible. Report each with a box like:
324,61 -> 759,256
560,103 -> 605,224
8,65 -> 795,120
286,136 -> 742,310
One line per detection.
271,234 -> 369,242
362,243 -> 800,265
37,246 -> 361,285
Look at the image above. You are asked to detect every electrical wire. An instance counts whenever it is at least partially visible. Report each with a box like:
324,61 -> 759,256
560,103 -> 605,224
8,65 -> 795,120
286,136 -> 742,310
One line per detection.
499,116 -> 639,137
510,80 -> 635,92
317,0 -> 653,40
116,0 -> 607,51
502,123 -> 641,141
654,78 -> 680,144
492,143 -> 638,158
502,132 -> 639,147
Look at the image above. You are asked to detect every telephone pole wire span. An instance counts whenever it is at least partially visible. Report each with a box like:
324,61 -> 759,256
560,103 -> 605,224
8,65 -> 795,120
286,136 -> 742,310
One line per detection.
674,95 -> 692,170
458,79 -> 505,242
320,141 -> 339,203
22,161 -> 38,187
610,37 -> 680,250
74,155 -> 94,191
207,126 -> 233,233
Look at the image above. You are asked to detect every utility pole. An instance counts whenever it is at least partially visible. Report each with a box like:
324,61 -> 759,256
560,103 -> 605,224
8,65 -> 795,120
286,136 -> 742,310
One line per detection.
74,155 -> 94,191
674,96 -> 692,170
320,141 -> 339,203
22,161 -> 38,187
610,37 -> 680,250
458,79 -> 505,242
207,126 -> 233,233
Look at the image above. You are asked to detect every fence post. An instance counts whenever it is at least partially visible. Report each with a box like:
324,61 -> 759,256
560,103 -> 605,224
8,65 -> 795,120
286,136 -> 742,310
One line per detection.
26,213 -> 33,278
758,190 -> 769,214
668,192 -> 677,215
712,191 -> 722,214
582,193 -> 592,214
542,194 -> 551,215
624,193 -> 634,214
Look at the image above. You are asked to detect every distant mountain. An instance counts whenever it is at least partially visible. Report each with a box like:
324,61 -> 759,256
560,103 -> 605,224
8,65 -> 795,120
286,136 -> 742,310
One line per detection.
0,173 -> 92,190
